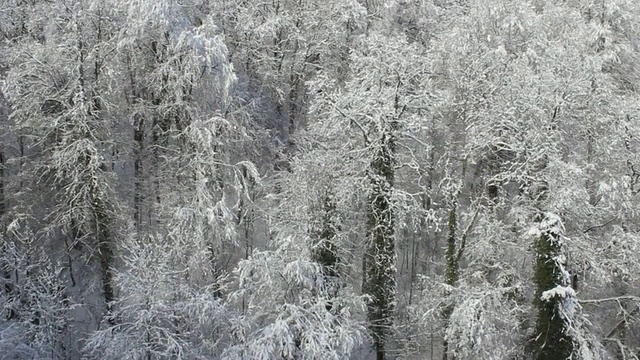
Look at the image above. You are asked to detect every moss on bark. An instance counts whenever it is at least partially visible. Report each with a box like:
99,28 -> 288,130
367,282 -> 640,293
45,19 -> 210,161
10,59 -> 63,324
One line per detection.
528,218 -> 574,360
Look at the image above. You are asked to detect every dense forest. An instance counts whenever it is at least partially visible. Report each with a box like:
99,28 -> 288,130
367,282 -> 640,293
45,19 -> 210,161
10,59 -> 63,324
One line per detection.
1,0 -> 640,359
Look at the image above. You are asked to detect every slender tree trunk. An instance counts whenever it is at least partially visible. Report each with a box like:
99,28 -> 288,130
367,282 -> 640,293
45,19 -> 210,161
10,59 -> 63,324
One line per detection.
0,149 -> 14,320
444,204 -> 459,287
312,192 -> 341,311
95,196 -> 116,325
83,30 -> 117,326
442,202 -> 458,360
133,114 -> 144,228
363,130 -> 396,360
0,149 -> 4,223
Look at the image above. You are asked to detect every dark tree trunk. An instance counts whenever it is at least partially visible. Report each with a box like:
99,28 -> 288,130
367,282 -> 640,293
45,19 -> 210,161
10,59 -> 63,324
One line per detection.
0,150 -> 4,223
95,196 -> 116,326
442,202 -> 458,360
0,149 -> 15,320
311,192 -> 341,311
528,214 -> 575,360
363,130 -> 396,360
133,114 -> 145,227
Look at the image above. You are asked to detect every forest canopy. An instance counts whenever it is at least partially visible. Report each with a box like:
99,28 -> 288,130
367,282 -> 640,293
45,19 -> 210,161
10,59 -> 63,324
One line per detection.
1,0 -> 640,359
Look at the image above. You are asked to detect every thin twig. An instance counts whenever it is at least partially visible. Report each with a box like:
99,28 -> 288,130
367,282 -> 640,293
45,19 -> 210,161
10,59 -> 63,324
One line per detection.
583,218 -> 616,233
605,305 -> 640,339
333,106 -> 370,145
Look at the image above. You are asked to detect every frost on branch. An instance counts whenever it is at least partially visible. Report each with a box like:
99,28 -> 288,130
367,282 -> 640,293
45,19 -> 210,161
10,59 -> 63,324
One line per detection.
443,284 -> 527,360
539,212 -> 565,238
541,285 -> 576,303
0,233 -> 72,359
223,240 -> 365,360
84,233 -> 229,360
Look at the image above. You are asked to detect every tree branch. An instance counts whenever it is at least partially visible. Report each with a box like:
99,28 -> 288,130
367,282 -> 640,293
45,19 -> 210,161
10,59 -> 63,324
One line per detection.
332,105 -> 370,145
604,305 -> 640,339
580,295 -> 640,304
583,218 -> 616,233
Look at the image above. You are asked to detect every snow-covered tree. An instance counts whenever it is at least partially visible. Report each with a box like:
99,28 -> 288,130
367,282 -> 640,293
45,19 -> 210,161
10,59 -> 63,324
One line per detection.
1,0 -> 640,358
214,0 -> 366,139
307,17 -> 438,356
221,150 -> 366,359
83,1 -> 264,358
0,218 -> 72,359
528,214 -> 576,359
3,0 -> 123,328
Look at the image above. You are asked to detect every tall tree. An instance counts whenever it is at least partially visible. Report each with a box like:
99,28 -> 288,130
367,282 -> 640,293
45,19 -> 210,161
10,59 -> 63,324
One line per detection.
222,151 -> 365,360
309,23 -> 434,357
3,0 -> 121,326
528,214 -> 576,359
84,1 -> 257,358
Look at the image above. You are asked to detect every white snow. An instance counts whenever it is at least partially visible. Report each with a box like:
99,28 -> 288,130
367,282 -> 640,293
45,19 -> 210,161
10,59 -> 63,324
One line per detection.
541,285 -> 576,302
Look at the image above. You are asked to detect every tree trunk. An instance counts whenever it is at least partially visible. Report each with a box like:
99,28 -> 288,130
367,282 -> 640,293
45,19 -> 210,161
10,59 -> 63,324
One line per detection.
94,196 -> 116,326
442,202 -> 458,360
133,114 -> 145,228
0,149 -> 4,223
528,214 -> 575,360
312,192 -> 341,311
363,131 -> 396,360
0,149 -> 15,320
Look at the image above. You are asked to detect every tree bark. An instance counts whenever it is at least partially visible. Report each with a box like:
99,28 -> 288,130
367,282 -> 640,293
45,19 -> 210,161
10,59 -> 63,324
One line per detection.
528,215 -> 575,360
442,202 -> 458,360
312,192 -> 341,311
94,196 -> 116,326
133,114 -> 144,228
0,149 -> 15,320
363,130 -> 396,360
